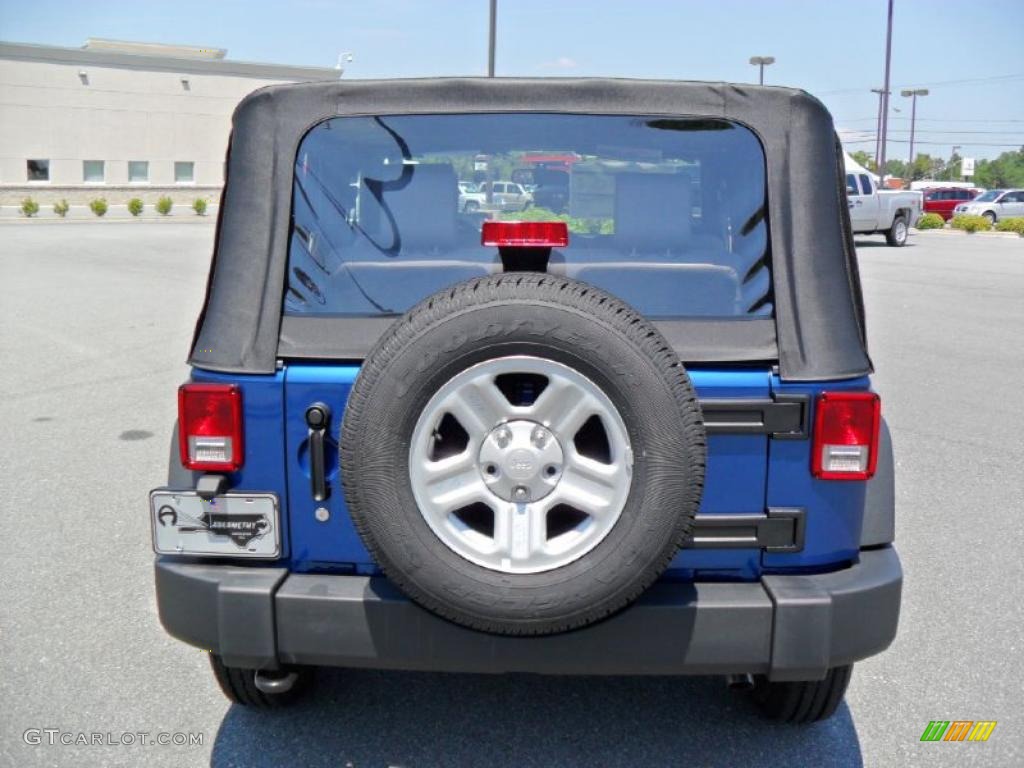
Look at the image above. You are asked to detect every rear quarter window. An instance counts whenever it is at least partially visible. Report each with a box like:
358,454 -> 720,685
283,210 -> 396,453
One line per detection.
287,113 -> 771,320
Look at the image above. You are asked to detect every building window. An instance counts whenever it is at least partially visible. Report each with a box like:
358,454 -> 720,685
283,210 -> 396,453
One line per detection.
27,159 -> 49,181
174,161 -> 195,184
128,161 -> 149,183
83,160 -> 105,183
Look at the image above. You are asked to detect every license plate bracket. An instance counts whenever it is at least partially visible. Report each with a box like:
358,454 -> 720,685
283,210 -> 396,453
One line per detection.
149,489 -> 280,558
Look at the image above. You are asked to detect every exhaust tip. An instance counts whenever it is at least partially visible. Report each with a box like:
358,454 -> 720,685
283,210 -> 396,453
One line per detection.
725,673 -> 755,691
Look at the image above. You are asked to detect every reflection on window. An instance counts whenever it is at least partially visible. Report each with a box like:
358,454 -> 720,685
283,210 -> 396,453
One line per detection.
128,161 -> 149,183
27,159 -> 49,181
174,161 -> 195,183
287,113 -> 770,321
83,160 -> 104,183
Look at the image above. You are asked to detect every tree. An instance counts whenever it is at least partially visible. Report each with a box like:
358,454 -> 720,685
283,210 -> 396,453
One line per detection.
908,153 -> 943,182
973,148 -> 1024,188
939,152 -> 962,181
883,158 -> 907,179
850,150 -> 876,172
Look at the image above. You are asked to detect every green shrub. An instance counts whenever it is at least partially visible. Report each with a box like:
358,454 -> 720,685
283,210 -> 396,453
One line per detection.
20,197 -> 39,217
53,199 -> 69,218
995,217 -> 1024,236
192,197 -> 208,216
498,205 -> 613,235
915,212 -> 944,230
950,214 -> 991,233
89,198 -> 108,217
127,198 -> 144,217
155,196 -> 173,216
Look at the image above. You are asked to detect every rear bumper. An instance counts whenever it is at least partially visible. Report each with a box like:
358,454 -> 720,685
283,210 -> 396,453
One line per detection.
155,546 -> 901,681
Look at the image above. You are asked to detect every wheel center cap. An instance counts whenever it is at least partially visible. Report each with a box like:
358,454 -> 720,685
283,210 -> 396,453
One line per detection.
505,449 -> 537,480
478,420 -> 564,502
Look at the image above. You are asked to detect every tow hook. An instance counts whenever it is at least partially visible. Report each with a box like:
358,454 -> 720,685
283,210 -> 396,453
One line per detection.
725,673 -> 755,691
254,669 -> 299,695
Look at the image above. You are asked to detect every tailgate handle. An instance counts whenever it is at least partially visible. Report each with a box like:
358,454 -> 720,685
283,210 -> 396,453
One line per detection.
305,403 -> 331,502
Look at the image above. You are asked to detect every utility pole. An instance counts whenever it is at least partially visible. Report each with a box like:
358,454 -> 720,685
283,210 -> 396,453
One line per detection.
901,88 -> 929,167
871,88 -> 888,171
877,0 -> 894,186
749,56 -> 775,85
487,0 -> 497,77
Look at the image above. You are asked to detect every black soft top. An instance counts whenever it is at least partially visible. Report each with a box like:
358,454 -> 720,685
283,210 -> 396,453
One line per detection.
189,78 -> 870,382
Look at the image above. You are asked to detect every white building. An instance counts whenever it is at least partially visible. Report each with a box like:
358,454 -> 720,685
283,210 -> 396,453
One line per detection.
0,38 -> 339,205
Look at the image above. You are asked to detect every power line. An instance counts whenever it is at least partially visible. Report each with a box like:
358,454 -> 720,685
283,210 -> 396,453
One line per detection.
840,116 -> 1024,123
900,73 -> 1024,89
818,72 -> 1024,96
850,128 -> 1024,135
842,138 -> 1022,147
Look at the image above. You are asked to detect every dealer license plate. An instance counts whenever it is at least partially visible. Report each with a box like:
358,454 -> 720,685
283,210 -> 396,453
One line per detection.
149,490 -> 280,558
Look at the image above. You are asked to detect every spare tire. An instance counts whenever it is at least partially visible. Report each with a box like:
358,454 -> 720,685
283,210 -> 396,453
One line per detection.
341,274 -> 705,635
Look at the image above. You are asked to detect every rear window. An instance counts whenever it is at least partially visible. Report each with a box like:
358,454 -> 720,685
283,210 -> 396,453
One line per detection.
287,113 -> 770,319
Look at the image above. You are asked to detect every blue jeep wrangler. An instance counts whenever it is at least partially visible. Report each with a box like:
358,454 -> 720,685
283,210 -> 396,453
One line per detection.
152,79 -> 901,723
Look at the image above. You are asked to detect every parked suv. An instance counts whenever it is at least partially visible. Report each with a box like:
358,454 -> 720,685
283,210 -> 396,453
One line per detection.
923,186 -> 981,221
153,79 -> 901,723
458,181 -> 486,212
482,180 -> 534,211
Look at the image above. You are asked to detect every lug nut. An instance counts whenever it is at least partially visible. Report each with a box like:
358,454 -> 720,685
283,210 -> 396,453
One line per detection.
512,485 -> 530,501
493,426 -> 512,448
531,426 -> 548,448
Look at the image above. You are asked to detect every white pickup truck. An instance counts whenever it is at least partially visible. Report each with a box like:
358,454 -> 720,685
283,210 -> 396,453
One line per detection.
844,156 -> 923,247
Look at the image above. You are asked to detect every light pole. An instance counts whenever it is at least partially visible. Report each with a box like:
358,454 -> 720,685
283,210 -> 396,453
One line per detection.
901,88 -> 929,167
487,0 -> 497,77
335,51 -> 353,77
749,56 -> 775,85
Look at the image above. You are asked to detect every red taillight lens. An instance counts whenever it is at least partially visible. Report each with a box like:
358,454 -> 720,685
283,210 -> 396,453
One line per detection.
812,392 -> 881,480
178,383 -> 243,472
481,220 -> 569,248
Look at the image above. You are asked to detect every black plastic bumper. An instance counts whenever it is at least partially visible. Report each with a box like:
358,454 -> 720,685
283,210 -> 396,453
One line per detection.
155,546 -> 901,681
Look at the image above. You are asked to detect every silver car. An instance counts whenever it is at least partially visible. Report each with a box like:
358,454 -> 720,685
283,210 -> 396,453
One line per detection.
953,189 -> 1024,223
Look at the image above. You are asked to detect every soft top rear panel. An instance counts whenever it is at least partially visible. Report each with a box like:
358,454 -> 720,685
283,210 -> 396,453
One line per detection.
190,78 -> 871,381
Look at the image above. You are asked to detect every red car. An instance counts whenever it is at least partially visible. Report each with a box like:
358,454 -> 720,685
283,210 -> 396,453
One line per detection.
923,187 -> 981,220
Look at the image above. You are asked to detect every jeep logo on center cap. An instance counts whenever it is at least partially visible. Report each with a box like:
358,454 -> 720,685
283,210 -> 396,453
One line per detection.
506,449 -> 537,479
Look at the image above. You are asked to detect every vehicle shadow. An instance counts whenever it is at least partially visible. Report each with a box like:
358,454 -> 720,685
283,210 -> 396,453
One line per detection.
854,238 -> 915,248
210,669 -> 862,767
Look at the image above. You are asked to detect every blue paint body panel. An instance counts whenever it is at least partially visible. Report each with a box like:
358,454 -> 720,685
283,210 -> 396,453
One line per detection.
190,368 -> 291,560
666,368 -> 770,578
186,364 -> 874,580
282,364 -> 373,571
763,375 -> 872,573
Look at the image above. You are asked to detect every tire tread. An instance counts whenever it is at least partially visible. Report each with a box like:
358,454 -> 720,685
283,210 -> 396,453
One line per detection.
752,664 -> 853,723
209,654 -> 309,709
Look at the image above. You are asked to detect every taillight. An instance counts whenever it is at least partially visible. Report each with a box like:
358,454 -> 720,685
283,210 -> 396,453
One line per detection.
811,392 -> 880,480
481,220 -> 569,248
178,383 -> 243,472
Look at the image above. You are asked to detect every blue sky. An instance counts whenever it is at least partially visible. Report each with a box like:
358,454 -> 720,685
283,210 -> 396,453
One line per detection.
2,0 -> 1022,160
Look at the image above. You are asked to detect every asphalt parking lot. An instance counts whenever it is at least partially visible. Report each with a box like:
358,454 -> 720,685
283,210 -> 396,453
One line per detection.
1,221 -> 1022,767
